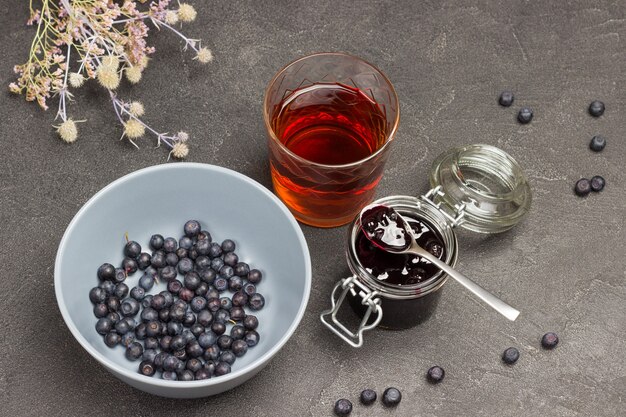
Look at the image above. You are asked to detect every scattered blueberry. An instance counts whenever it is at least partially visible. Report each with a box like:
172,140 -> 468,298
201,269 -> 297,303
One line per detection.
427,366 -> 445,383
163,237 -> 178,253
130,286 -> 145,300
125,342 -> 143,361
589,100 -> 605,117
214,361 -> 231,376
104,332 -> 121,348
184,220 -> 201,237
248,293 -> 265,311
243,315 -> 258,330
541,332 -> 559,349
334,399 -> 353,416
113,268 -> 127,284
590,175 -> 605,192
124,240 -> 142,258
498,91 -> 514,107
502,347 -> 520,364
247,269 -> 262,284
244,330 -> 260,347
574,178 -> 592,197
149,234 -> 164,250
589,135 -> 606,152
360,389 -> 377,405
382,387 -> 402,407
177,258 -> 194,275
97,263 -> 115,281
517,107 -> 533,124
89,287 -> 107,304
122,257 -> 138,274
221,239 -> 236,253
137,252 -> 151,270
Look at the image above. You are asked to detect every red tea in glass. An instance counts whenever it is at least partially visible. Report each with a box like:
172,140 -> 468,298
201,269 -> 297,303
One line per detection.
264,53 -> 399,227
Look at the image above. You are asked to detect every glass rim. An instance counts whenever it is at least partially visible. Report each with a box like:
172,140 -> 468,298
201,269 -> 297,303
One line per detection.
263,52 -> 401,169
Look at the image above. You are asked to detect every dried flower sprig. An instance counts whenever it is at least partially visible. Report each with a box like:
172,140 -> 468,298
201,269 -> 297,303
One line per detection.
10,0 -> 212,158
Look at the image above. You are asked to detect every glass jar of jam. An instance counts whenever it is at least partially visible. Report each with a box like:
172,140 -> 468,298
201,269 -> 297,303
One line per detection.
320,144 -> 532,347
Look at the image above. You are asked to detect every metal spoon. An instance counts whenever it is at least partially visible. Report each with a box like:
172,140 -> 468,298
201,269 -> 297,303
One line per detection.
359,204 -> 520,321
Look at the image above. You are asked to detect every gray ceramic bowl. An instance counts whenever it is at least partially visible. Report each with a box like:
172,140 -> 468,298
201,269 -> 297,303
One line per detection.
55,163 -> 311,398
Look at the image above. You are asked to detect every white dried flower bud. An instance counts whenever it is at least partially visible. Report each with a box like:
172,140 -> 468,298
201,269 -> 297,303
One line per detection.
177,131 -> 189,142
195,47 -> 213,64
171,142 -> 189,159
125,66 -> 142,84
57,119 -> 78,143
128,101 -> 145,117
97,65 -> 120,90
164,10 -> 179,25
139,56 -> 150,70
178,3 -> 197,22
69,72 -> 85,88
124,119 -> 145,139
102,55 -> 120,70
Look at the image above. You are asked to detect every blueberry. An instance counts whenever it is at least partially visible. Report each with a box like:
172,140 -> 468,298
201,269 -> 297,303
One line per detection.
107,312 -> 121,323
170,335 -> 186,351
137,252 -> 151,270
139,360 -> 156,377
574,178 -> 591,197
190,296 -> 207,313
190,323 -> 205,337
124,241 -> 142,258
177,258 -> 194,275
214,361 -> 231,376
99,280 -> 116,296
115,319 -> 131,335
590,175 -> 605,192
224,252 -> 239,266
244,330 -> 260,347
211,257 -> 225,272
203,345 -> 221,361
89,287 -> 107,304
382,387 -> 402,407
188,247 -> 199,260
141,307 -> 159,322
228,276 -> 243,292
151,251 -> 166,268
208,243 -> 223,258
160,291 -> 174,307
181,220 -> 200,237
120,298 -> 140,317
139,273 -> 155,291
232,291 -> 248,307
197,310 -> 213,327
179,288 -> 195,303
227,326 -> 244,342
162,371 -> 178,380
234,262 -> 250,277
589,100 -> 605,117
159,335 -> 173,352
206,287 -> 220,299
220,297 -> 233,311
162,237 -> 178,253
165,252 -> 179,267
122,257 -> 138,275
159,308 -> 171,322
130,286 -> 145,300
219,350 -> 236,365
93,303 -> 108,318
97,263 -> 116,281
196,239 -> 211,256
177,370 -> 193,381
248,293 -> 265,311
589,135 -> 606,152
243,315 -> 258,330
134,322 -> 146,340
167,279 -> 183,294
121,333 -> 135,347
231,339 -> 248,357
517,107 -> 533,124
247,269 -> 262,284
144,266 -> 158,278
114,283 -> 129,299
197,230 -> 212,242
214,277 -> 228,292
195,255 -> 211,270
186,341 -> 203,358
498,91 -> 514,107
427,365 -> 445,383
106,296 -> 120,312
179,237 -> 194,251
183,272 -> 201,290
113,268 -> 127,284
153,352 -> 167,369
194,369 -> 211,380
203,360 -> 216,376
149,234 -> 164,250
144,321 -> 159,338
195,282 -> 209,296
334,399 -> 353,416
186,358 -> 203,373
149,294 -> 165,311
144,338 -> 159,350
360,389 -> 377,405
170,305 -> 186,322
541,332 -> 559,349
162,354 -> 180,372
221,239 -> 236,253
183,312 -> 196,327
176,247 -> 188,259
219,265 -> 234,279
230,307 -> 246,322
211,321 -> 226,336
198,268 -> 216,284
104,332 -> 121,347
241,283 -> 255,297
502,347 -> 520,364
125,342 -> 143,361
167,321 -> 183,337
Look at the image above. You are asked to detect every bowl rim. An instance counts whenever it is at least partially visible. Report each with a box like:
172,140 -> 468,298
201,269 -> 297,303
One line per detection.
54,162 -> 312,389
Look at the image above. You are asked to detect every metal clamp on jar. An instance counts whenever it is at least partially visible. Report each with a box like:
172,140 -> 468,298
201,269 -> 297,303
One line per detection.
320,144 -> 532,347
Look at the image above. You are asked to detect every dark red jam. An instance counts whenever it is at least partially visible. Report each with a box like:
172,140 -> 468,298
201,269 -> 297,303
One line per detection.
356,212 -> 446,286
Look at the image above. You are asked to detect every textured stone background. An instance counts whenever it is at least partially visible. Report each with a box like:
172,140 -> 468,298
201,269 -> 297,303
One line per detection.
1,1 -> 625,416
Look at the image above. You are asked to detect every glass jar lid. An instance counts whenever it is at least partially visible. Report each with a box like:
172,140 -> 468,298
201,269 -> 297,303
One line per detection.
428,144 -> 532,234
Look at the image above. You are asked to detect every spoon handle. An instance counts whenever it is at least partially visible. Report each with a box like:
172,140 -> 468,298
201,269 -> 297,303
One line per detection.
412,246 -> 520,321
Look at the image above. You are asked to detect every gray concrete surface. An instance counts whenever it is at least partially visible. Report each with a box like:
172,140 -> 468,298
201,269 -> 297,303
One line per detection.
1,1 -> 625,416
